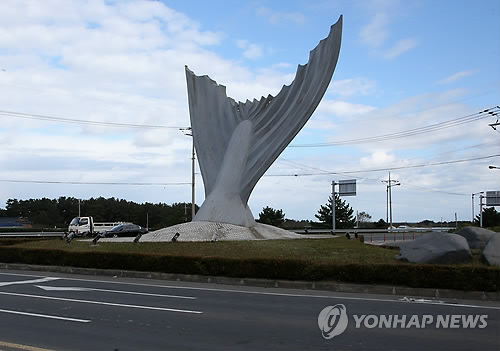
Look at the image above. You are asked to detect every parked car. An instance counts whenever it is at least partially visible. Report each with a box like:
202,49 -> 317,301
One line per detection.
104,224 -> 148,237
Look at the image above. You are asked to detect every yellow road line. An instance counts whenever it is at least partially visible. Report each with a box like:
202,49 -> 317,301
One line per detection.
0,341 -> 55,351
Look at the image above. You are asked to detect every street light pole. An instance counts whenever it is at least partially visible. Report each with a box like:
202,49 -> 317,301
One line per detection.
181,127 -> 196,220
331,181 -> 336,231
479,195 -> 483,227
472,191 -> 484,223
191,140 -> 196,219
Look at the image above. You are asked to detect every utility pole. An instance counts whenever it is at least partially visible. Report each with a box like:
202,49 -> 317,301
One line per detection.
389,172 -> 393,230
382,172 -> 400,230
78,199 -> 81,217
386,185 -> 389,224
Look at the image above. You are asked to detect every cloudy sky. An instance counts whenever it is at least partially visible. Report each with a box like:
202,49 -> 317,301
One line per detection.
0,0 -> 499,224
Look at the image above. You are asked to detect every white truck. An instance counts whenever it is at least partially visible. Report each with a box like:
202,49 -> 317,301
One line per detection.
67,216 -> 130,237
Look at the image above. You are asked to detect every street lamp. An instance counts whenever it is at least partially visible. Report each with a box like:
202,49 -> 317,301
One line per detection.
471,191 -> 484,223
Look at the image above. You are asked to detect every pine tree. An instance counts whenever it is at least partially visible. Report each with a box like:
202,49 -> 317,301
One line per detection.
257,206 -> 285,227
315,194 -> 356,229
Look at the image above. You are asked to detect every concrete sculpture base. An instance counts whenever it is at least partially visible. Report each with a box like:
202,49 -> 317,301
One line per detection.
95,221 -> 326,242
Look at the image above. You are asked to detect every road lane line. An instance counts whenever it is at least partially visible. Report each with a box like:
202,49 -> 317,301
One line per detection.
1,271 -> 498,310
35,285 -> 196,299
0,291 -> 202,314
0,277 -> 59,287
0,308 -> 90,323
0,341 -> 56,351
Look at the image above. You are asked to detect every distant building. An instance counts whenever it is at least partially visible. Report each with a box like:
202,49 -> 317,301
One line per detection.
0,217 -> 33,228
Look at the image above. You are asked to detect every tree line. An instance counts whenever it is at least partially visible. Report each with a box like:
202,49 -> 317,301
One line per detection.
4,195 -> 494,231
0,197 -> 198,230
1,195 -> 364,230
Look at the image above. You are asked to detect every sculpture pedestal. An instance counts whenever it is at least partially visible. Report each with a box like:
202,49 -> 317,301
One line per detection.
138,221 -> 302,242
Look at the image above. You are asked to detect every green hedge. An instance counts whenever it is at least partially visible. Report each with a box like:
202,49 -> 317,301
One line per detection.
0,246 -> 498,292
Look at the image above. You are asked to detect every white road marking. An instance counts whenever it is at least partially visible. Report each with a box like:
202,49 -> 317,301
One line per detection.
0,277 -> 59,287
35,285 -> 196,299
1,271 -> 498,311
34,285 -> 91,292
0,308 -> 90,323
0,291 -> 202,314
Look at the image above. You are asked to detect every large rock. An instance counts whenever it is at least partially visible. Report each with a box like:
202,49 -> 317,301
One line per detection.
456,226 -> 496,250
396,232 -> 472,264
482,234 -> 500,267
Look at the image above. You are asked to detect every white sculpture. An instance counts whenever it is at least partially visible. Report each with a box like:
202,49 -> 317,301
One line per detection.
185,16 -> 343,227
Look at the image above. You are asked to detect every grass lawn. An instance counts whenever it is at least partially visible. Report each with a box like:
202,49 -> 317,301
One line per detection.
8,237 -> 490,267
12,237 -> 398,264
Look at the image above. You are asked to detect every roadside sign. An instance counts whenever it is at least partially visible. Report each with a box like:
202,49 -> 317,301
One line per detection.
485,191 -> 500,206
338,180 -> 356,196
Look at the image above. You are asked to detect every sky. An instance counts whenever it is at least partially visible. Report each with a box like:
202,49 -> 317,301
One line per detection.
0,0 -> 499,225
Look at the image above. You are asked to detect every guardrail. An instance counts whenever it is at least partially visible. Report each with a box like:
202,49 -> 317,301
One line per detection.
0,232 -> 63,238
362,232 -> 426,243
292,227 -> 454,235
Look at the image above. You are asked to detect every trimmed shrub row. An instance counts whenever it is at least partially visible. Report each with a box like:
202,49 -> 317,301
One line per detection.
0,245 -> 498,292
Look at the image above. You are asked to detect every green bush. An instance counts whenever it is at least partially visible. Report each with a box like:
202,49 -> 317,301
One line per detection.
0,246 -> 497,292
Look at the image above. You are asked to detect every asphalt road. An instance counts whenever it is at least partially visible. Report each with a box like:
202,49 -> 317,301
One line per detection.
0,270 -> 498,351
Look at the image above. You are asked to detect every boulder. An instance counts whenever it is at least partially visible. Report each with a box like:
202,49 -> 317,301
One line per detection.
396,232 -> 472,264
482,234 -> 500,267
456,226 -> 496,250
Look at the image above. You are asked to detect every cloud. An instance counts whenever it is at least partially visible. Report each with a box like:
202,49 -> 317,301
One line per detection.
236,39 -> 264,59
382,38 -> 418,59
329,78 -> 377,98
256,7 -> 306,25
316,100 -> 376,119
360,151 -> 398,168
360,13 -> 389,48
438,70 -> 476,84
359,9 -> 417,59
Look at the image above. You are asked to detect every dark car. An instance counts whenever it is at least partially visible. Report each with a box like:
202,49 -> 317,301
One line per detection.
104,224 -> 148,237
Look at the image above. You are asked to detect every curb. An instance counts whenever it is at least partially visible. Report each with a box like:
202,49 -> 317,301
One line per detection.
1,262 -> 498,301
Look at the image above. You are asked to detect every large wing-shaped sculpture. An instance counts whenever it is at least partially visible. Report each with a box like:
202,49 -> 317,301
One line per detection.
185,16 -> 342,227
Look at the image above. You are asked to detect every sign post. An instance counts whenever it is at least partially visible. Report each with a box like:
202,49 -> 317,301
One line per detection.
331,180 -> 356,232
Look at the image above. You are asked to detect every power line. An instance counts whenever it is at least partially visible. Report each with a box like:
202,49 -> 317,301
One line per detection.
278,158 -> 469,196
267,154 -> 500,176
399,183 -> 468,196
290,106 -> 500,147
0,179 -> 191,186
0,109 -> 187,129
